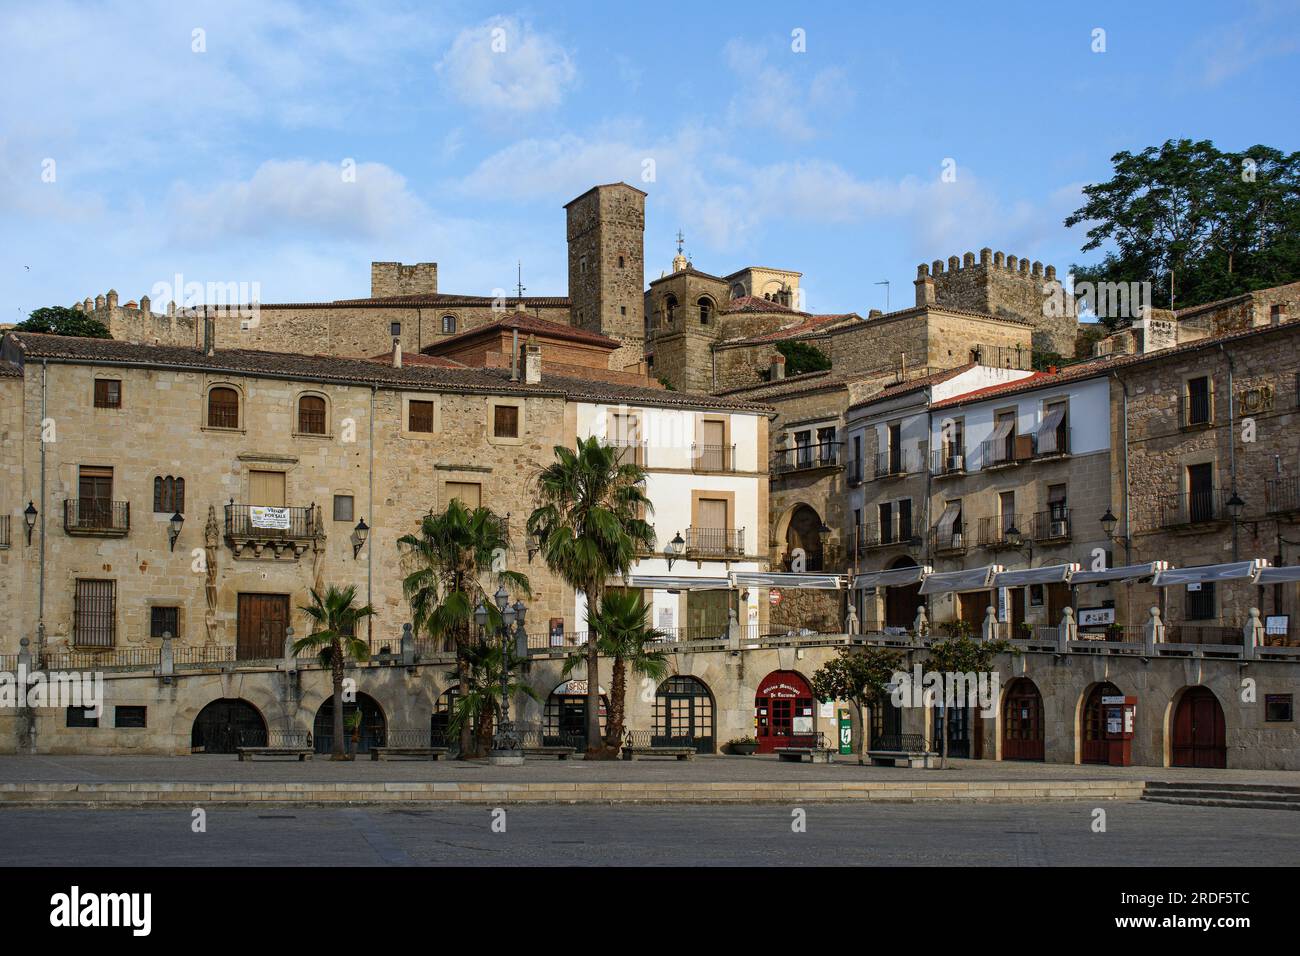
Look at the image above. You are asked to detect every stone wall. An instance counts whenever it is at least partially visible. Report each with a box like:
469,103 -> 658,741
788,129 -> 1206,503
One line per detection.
370,261 -> 437,297
566,184 -> 646,371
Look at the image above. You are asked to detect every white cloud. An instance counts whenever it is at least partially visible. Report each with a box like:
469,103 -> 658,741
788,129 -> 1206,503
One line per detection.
722,39 -> 854,141
436,15 -> 577,114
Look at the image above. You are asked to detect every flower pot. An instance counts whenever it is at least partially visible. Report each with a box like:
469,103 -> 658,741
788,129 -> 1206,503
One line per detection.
730,742 -> 758,755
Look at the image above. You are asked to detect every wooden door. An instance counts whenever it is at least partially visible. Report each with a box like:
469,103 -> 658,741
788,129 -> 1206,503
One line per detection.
1002,679 -> 1045,761
237,593 -> 290,660
1082,682 -> 1119,763
1046,583 -> 1071,630
1010,587 -> 1026,638
1172,687 -> 1227,768
78,466 -> 113,527
249,470 -> 285,507
959,591 -> 991,632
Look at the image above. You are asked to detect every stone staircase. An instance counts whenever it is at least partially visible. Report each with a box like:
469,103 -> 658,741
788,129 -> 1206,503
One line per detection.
1142,780 -> 1300,811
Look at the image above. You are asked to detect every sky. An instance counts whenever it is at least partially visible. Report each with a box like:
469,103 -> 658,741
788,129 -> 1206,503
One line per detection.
1,0 -> 1298,321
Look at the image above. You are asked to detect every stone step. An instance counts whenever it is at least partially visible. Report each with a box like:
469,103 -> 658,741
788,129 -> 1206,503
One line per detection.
1145,780 -> 1300,796
1141,794 -> 1300,812
1142,788 -> 1300,804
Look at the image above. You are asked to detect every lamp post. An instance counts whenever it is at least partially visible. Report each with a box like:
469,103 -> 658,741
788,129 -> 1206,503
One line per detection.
479,585 -> 527,766
664,531 -> 685,571
1226,492 -> 1245,561
351,518 -> 369,559
23,501 -> 37,546
1099,507 -> 1132,565
168,512 -> 185,552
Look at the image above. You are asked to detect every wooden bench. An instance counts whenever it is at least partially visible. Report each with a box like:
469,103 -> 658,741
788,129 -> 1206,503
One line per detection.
774,732 -> 835,764
621,730 -> 696,760
866,734 -> 937,768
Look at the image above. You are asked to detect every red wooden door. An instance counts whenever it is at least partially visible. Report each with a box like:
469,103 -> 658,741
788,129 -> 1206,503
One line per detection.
1002,678 -> 1045,761
1172,687 -> 1227,768
238,593 -> 290,661
1081,683 -> 1119,764
755,671 -> 814,753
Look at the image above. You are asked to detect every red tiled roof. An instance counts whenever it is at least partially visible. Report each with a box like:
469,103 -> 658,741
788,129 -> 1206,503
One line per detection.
260,293 -> 571,309
850,362 -> 979,408
721,295 -> 798,315
367,352 -> 467,369
736,313 -> 859,343
423,311 -> 620,353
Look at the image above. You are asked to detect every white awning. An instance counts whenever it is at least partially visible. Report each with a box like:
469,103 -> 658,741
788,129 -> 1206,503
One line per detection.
1035,405 -> 1066,452
1071,562 -> 1169,585
1152,559 -> 1269,588
852,565 -> 930,590
935,502 -> 961,537
919,565 -> 1002,596
992,563 -> 1080,587
1257,566 -> 1300,585
731,572 -> 846,590
989,417 -> 1015,442
629,575 -> 731,590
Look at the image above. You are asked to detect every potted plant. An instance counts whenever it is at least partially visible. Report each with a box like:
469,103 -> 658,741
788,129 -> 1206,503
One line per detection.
728,736 -> 758,756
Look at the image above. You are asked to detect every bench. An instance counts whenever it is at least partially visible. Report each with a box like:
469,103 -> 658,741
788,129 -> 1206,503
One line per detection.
621,729 -> 696,760
369,731 -> 451,760
774,732 -> 835,764
866,733 -> 937,768
517,725 -> 580,759
237,732 -> 314,761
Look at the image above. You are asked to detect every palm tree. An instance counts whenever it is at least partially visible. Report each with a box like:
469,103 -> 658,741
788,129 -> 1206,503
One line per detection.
573,589 -> 669,751
294,584 -> 376,761
528,436 -> 655,758
398,498 -> 530,756
450,641 -> 542,755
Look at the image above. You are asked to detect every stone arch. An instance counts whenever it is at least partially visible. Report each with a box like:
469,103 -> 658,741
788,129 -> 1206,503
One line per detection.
1075,680 -> 1122,764
1167,685 -> 1227,768
190,697 -> 268,754
312,691 -> 388,755
999,676 -> 1045,761
696,295 -> 716,325
782,503 -> 825,572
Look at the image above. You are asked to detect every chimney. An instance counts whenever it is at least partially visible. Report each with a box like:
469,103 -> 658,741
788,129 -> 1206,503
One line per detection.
770,353 -> 786,380
510,328 -> 519,382
203,311 -> 215,356
524,340 -> 542,384
914,264 -> 936,307
392,338 -> 402,368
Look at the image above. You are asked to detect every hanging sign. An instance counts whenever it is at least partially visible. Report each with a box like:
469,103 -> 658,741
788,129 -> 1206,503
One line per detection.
249,506 -> 290,530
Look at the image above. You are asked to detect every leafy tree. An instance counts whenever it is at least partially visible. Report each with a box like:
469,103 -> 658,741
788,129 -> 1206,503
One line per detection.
527,437 -> 655,758
561,590 -> 669,750
293,585 -> 376,761
924,635 -> 1014,768
14,306 -> 110,338
809,647 -> 905,763
449,640 -> 541,755
1065,139 -> 1300,314
397,499 -> 530,756
775,341 -> 831,377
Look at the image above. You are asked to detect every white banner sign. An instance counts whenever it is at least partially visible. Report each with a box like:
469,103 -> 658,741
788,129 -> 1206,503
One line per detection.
1077,607 -> 1115,627
249,506 -> 290,530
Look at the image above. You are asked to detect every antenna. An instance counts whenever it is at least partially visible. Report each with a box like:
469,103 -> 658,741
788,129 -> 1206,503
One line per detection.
516,261 -> 526,301
675,230 -> 685,255
874,280 -> 890,312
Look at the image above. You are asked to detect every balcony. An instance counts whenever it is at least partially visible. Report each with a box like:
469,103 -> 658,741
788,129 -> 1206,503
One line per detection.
684,526 -> 745,558
1029,508 -> 1072,542
224,503 -> 324,559
930,448 -> 967,478
856,519 -> 917,555
846,459 -> 864,487
874,449 -> 919,480
978,514 -> 1030,548
1179,391 -> 1213,429
0,514 -> 9,549
63,499 -> 130,537
609,440 -> 646,468
981,434 -> 1035,470
930,528 -> 968,555
1034,426 -> 1071,459
771,442 -> 840,476
691,443 -> 735,473
1155,490 -> 1228,529
1266,477 -> 1300,514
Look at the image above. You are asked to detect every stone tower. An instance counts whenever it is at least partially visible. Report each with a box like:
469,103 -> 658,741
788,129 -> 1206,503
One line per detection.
565,183 -> 647,370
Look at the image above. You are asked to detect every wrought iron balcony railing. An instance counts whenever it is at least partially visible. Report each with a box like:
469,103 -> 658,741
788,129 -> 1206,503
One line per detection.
981,434 -> 1036,469
0,514 -> 9,549
930,447 -> 967,477
978,514 -> 1031,548
1266,477 -> 1300,514
609,439 -> 646,468
846,459 -> 864,486
856,517 -> 917,554
875,449 -> 920,479
1155,489 -> 1227,528
691,442 -> 735,473
1034,426 -> 1071,458
929,527 -> 968,554
772,441 -> 840,475
63,499 -> 130,536
225,503 -> 320,539
684,526 -> 745,557
1029,508 -> 1072,542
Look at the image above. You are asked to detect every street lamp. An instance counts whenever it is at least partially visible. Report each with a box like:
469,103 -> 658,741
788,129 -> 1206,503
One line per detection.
1226,492 -> 1245,521
1099,507 -> 1132,564
526,531 -> 541,563
23,501 -> 37,546
664,531 -> 685,571
482,587 -> 526,765
168,512 -> 185,551
351,518 -> 369,558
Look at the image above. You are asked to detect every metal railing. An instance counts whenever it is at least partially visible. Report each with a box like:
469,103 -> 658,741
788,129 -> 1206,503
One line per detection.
869,733 -> 930,752
624,729 -> 697,750
875,449 -> 918,479
1266,477 -> 1300,514
971,343 -> 1033,371
846,459 -> 864,486
0,514 -> 9,548
1180,389 -> 1213,427
857,517 -> 916,552
772,441 -> 840,474
930,448 -> 967,477
1029,508 -> 1071,541
63,499 -> 130,534
1034,426 -> 1071,458
691,443 -> 735,472
930,528 -> 968,553
1156,489 -> 1227,527
979,514 -> 1030,548
224,503 -> 319,539
685,526 -> 745,557
1164,624 -> 1242,647
981,434 -> 1035,469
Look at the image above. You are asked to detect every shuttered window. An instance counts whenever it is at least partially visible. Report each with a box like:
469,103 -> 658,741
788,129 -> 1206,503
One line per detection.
208,387 -> 239,428
74,579 -> 116,647
409,400 -> 435,432
298,395 -> 326,434
446,482 -> 481,509
153,476 -> 185,513
93,379 -> 121,408
493,404 -> 519,438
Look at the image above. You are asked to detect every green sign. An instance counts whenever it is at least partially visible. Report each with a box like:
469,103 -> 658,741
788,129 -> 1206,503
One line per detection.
838,709 -> 852,755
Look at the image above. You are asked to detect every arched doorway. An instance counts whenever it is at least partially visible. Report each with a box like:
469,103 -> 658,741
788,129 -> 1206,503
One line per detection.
785,505 -> 825,571
754,670 -> 815,753
1172,687 -> 1227,768
313,692 -> 386,755
654,675 -> 715,753
1080,682 -> 1121,764
884,556 -> 922,630
544,679 -> 608,750
1002,678 -> 1045,761
431,684 -> 460,748
191,698 -> 267,754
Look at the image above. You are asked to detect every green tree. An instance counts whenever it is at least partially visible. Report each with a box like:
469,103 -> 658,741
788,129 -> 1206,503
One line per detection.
397,499 -> 530,756
775,341 -> 831,376
924,635 -> 1014,768
810,647 -> 905,763
293,585 -> 376,761
561,590 -> 669,750
14,306 -> 111,338
527,437 -> 655,758
449,640 -> 541,755
1065,139 -> 1300,315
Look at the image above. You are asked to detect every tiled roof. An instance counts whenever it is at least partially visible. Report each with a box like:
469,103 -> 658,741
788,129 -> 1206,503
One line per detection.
717,369 -> 855,401
270,293 -> 571,309
729,313 -> 860,344
721,295 -> 798,315
647,264 -> 730,286
848,362 -> 978,408
2,332 -> 770,414
367,352 -> 467,369
0,359 -> 21,377
423,311 -> 619,353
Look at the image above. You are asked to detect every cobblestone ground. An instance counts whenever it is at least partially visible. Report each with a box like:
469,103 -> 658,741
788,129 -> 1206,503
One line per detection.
0,753 -> 1297,785
0,801 -> 1296,866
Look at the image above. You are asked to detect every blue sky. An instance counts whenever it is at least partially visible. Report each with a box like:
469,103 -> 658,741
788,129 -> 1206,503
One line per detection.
2,0 -> 1297,321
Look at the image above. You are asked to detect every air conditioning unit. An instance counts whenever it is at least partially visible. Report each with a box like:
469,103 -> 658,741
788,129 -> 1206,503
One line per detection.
947,455 -> 964,472
1050,520 -> 1068,537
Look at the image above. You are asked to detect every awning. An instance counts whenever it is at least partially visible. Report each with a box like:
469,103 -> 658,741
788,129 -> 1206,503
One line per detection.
629,575 -> 731,590
1152,559 -> 1269,588
1035,405 -> 1066,453
1071,561 -> 1169,585
989,417 -> 1015,443
935,502 -> 961,537
919,565 -> 1002,596
852,565 -> 931,590
1257,566 -> 1300,585
992,563 -> 1079,587
731,572 -> 846,590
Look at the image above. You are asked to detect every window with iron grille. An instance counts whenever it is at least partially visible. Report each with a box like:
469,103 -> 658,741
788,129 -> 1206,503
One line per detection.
150,605 -> 179,640
93,378 -> 121,408
1266,694 -> 1294,722
297,395 -> 327,434
66,705 -> 99,728
114,705 -> 147,729
153,476 -> 185,513
408,400 -> 434,432
73,579 -> 116,647
1185,376 -> 1211,425
1185,581 -> 1215,621
493,404 -> 520,438
207,386 -> 240,428
441,314 -> 456,334
333,494 -> 354,522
